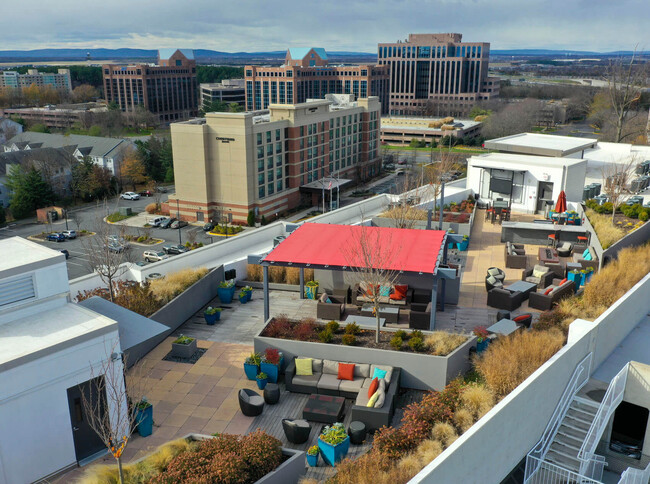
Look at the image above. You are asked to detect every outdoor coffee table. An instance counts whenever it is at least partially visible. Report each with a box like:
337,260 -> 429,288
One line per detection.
302,394 -> 345,424
504,281 -> 538,300
344,314 -> 386,327
360,304 -> 399,323
487,318 -> 520,336
538,247 -> 560,264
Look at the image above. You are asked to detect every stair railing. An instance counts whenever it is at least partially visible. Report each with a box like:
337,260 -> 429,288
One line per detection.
617,461 -> 650,484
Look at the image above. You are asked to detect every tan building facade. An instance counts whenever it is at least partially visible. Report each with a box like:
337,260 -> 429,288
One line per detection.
378,33 -> 499,117
245,48 -> 390,114
169,94 -> 381,222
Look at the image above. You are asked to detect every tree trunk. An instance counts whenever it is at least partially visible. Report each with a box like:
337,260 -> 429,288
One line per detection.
612,204 -> 616,225
375,304 -> 380,344
117,456 -> 124,484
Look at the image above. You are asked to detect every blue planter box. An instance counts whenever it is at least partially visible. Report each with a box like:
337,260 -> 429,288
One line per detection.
256,378 -> 268,390
306,453 -> 319,467
567,272 -> 582,292
136,405 -> 153,437
304,285 -> 319,299
204,312 -> 220,325
244,363 -> 259,380
218,287 -> 233,304
243,289 -> 252,302
318,436 -> 350,466
260,357 -> 283,384
476,339 -> 489,353
457,239 -> 469,251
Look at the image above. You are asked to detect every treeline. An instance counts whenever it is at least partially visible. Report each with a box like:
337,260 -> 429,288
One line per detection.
196,66 -> 245,84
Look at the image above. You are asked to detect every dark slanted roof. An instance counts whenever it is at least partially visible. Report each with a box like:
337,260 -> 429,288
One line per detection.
0,147 -> 74,175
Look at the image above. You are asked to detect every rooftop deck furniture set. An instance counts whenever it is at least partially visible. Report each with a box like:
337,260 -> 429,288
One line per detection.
485,267 -> 506,291
316,292 -> 346,320
285,357 -> 401,431
353,282 -> 413,307
573,246 -> 599,271
528,279 -> 576,311
521,264 -> 554,289
487,280 -> 537,311
504,241 -> 527,269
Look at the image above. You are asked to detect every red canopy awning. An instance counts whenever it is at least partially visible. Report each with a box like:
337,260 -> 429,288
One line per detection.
262,223 -> 447,275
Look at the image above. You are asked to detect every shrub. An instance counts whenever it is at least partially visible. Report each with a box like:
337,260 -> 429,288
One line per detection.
408,336 -> 425,352
460,383 -> 495,419
246,264 -> 262,282
294,319 -> 317,341
75,280 -> 160,317
106,212 -> 129,222
344,322 -> 361,335
331,451 -> 413,484
145,202 -> 159,214
453,408 -> 475,433
263,317 -> 293,338
639,210 -> 649,222
325,320 -> 340,333
394,329 -> 408,340
342,334 -> 356,346
262,348 -> 281,365
148,267 -> 208,304
318,329 -> 333,343
247,210 -> 255,227
424,332 -> 468,356
431,422 -> 458,447
410,329 -> 424,339
137,236 -> 146,242
476,329 -> 564,397
585,208 -> 626,248
390,335 -> 403,350
412,439 -> 444,466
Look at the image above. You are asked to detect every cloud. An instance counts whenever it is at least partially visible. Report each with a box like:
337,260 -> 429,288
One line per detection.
2,0 -> 647,52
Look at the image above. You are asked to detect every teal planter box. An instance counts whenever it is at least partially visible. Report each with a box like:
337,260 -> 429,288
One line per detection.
243,288 -> 252,302
304,285 -> 319,300
306,453 -> 319,467
318,436 -> 350,466
244,363 -> 259,380
567,272 -> 582,292
476,339 -> 489,353
256,378 -> 267,390
260,357 -> 283,383
136,405 -> 153,437
457,238 -> 469,251
218,287 -> 233,304
204,311 -> 220,325
584,272 -> 593,284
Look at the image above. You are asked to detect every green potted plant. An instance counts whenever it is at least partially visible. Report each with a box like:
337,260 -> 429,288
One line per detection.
305,280 -> 319,299
135,398 -> 153,437
171,334 -> 197,359
458,234 -> 470,251
260,347 -> 283,383
256,372 -> 268,390
584,266 -> 594,283
318,422 -> 350,466
217,280 -> 234,304
306,445 -> 320,467
473,326 -> 490,353
244,352 -> 261,380
203,306 -> 222,325
239,289 -> 248,303
242,285 -> 253,302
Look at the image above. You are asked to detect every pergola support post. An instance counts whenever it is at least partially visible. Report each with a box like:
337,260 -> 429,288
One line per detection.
430,277 -> 438,331
263,264 -> 270,322
299,267 -> 305,300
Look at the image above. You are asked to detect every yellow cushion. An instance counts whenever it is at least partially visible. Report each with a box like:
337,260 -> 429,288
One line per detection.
533,268 -> 546,279
367,391 -> 379,407
295,358 -> 313,376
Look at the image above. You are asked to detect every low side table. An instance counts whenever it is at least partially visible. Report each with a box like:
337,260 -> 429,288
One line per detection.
263,383 -> 280,405
565,262 -> 582,277
349,421 -> 366,445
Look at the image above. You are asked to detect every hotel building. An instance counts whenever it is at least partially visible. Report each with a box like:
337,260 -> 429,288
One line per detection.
378,33 -> 499,116
169,94 -> 381,222
102,49 -> 198,124
0,69 -> 72,93
244,48 -> 390,114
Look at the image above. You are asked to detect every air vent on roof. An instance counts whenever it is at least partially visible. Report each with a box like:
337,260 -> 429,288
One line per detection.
0,274 -> 36,307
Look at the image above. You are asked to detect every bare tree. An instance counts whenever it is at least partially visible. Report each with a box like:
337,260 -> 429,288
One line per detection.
80,340 -> 151,484
602,156 -> 638,224
82,203 -> 134,301
481,99 -> 542,139
604,49 -> 648,143
342,225 -> 401,343
187,227 -> 199,246
424,148 -> 462,210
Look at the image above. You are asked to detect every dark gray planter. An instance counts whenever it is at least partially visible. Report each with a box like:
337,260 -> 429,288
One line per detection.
255,447 -> 305,484
171,338 -> 197,358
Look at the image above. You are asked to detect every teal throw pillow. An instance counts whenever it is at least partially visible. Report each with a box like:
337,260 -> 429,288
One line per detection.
583,252 -> 592,261
582,248 -> 590,258
379,285 -> 391,297
326,297 -> 332,303
372,368 -> 388,380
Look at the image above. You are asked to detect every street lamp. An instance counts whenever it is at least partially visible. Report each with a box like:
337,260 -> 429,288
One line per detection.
176,199 -> 182,245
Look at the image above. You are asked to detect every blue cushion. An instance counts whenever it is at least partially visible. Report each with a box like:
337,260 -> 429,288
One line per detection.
582,248 -> 590,258
379,286 -> 391,297
326,297 -> 332,303
372,368 -> 388,380
583,252 -> 592,261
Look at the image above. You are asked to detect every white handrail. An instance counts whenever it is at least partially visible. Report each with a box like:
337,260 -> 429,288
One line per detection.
578,363 -> 629,477
525,455 -> 602,484
524,353 -> 592,482
618,461 -> 650,484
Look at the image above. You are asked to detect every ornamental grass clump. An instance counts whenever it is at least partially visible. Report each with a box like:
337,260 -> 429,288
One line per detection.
425,332 -> 468,356
460,383 -> 495,420
148,267 -> 208,304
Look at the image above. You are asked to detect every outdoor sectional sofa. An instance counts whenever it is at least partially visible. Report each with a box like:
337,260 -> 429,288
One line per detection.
285,357 -> 401,431
528,279 -> 575,311
572,246 -> 599,271
316,293 -> 346,320
504,241 -> 528,269
353,283 -> 413,307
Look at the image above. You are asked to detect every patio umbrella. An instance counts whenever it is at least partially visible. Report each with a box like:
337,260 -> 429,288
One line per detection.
555,190 -> 567,213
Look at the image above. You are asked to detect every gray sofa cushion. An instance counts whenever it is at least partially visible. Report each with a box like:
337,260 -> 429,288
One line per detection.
292,372 -> 321,388
240,390 -> 264,406
322,359 -> 339,375
355,391 -> 371,407
525,276 -> 541,284
374,388 -> 386,409
339,377 -> 365,394
361,377 -> 374,389
353,363 -> 371,378
317,373 -> 341,392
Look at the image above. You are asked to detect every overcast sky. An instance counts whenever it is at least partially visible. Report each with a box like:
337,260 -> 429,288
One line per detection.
4,0 -> 648,52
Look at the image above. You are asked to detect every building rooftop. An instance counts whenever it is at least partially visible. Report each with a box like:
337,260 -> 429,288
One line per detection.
288,47 -> 328,60
158,48 -> 194,60
4,132 -> 129,158
470,152 -> 587,168
484,132 -> 598,157
0,147 -> 75,176
381,117 -> 481,132
0,237 -> 63,277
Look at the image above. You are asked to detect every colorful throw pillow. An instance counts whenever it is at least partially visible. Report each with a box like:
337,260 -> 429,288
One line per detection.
367,377 -> 379,398
513,315 -> 529,323
559,278 -> 568,285
372,367 -> 388,380
320,293 -> 328,303
374,389 -> 386,409
582,248 -> 590,258
389,284 -> 408,301
326,297 -> 332,303
583,252 -> 592,261
365,284 -> 378,297
533,268 -> 547,279
379,285 -> 392,297
367,391 -> 380,407
338,363 -> 355,381
295,358 -> 313,376
544,286 -> 554,295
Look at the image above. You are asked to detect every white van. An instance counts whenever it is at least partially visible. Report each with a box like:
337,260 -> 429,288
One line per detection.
148,216 -> 167,227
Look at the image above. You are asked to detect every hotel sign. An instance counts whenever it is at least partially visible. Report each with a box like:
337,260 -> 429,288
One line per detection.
216,136 -> 235,143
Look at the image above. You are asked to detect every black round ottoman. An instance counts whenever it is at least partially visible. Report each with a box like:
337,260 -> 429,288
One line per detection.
348,421 -> 366,445
263,383 -> 280,405
496,310 -> 511,321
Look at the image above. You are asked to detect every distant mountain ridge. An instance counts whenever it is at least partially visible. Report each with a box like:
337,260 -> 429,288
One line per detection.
0,47 -> 646,62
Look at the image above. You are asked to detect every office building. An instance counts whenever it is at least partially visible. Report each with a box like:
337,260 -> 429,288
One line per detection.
0,69 -> 72,93
169,94 -> 381,222
245,48 -> 390,114
380,116 -> 482,145
103,49 -> 198,124
378,33 -> 499,116
200,79 -> 246,110
1,102 -> 108,130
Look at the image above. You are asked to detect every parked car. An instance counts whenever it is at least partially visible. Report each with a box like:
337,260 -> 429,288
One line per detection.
107,242 -> 125,253
138,190 -> 153,197
62,230 -> 77,239
143,250 -> 169,262
203,222 -> 215,232
384,163 -> 396,171
155,186 -> 168,193
159,217 -> 176,229
170,220 -> 188,229
149,216 -> 168,227
397,159 -> 407,165
60,249 -> 69,259
162,244 -> 189,255
108,235 -> 129,248
120,192 -> 140,200
47,233 -> 65,242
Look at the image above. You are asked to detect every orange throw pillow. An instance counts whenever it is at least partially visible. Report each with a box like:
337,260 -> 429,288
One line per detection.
338,363 -> 355,381
390,284 -> 408,300
365,284 -> 378,297
367,377 -> 379,398
544,286 -> 554,295
559,278 -> 568,285
513,314 -> 529,323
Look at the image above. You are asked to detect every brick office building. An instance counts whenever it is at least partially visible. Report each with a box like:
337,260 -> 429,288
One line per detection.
378,33 -> 499,117
102,49 -> 198,124
168,94 -> 381,223
244,48 -> 390,114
